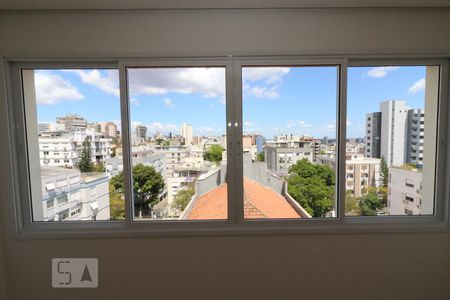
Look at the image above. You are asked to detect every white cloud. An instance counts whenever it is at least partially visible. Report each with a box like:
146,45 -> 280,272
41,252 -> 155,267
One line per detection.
243,67 -> 290,83
146,122 -> 179,135
64,69 -> 120,97
128,67 -> 225,99
367,67 -> 399,78
163,98 -> 175,108
298,121 -> 312,128
347,119 -> 353,126
242,67 -> 290,100
248,86 -> 279,99
35,71 -> 84,104
287,120 -> 312,129
408,78 -> 426,94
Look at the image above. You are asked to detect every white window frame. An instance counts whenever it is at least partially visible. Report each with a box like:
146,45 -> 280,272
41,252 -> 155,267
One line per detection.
4,56 -> 450,239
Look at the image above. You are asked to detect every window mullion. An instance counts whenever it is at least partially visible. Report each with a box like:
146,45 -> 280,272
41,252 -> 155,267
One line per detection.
232,59 -> 245,225
337,61 -> 348,222
118,62 -> 134,225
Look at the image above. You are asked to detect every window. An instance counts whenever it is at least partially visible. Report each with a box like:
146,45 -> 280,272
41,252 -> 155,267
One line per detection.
242,65 -> 338,219
20,68 -> 123,222
126,66 -> 228,221
346,65 -> 440,217
55,194 -> 68,205
7,58 -> 449,235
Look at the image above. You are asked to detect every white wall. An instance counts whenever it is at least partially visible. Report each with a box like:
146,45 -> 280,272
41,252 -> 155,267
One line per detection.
1,8 -> 450,300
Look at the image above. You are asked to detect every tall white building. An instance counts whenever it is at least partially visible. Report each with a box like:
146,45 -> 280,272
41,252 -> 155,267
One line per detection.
181,123 -> 193,145
380,100 -> 409,167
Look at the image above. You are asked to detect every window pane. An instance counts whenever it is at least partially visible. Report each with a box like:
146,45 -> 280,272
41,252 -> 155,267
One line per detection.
126,67 -> 227,220
346,65 -> 438,216
242,66 -> 338,219
22,69 -> 124,221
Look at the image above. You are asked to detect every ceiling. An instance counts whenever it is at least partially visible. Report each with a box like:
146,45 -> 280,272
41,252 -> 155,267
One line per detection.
1,0 -> 450,10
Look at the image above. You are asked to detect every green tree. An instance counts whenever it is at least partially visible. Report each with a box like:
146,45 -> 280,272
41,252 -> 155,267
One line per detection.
203,145 -> 224,165
110,164 -> 165,219
358,191 -> 383,216
287,159 -> 335,217
257,152 -> 265,162
345,190 -> 361,215
77,137 -> 93,172
380,156 -> 389,187
174,187 -> 195,211
109,183 -> 125,220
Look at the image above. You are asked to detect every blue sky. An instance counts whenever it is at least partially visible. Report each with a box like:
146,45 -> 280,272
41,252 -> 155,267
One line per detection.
34,65 -> 426,139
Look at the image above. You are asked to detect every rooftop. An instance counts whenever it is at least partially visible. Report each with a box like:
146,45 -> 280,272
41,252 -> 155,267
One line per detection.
41,166 -> 80,177
185,177 -> 301,220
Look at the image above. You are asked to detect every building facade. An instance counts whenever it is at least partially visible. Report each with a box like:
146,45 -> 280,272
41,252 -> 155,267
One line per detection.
39,130 -> 112,168
365,112 -> 382,158
181,123 -> 193,145
56,114 -> 88,132
317,153 -> 380,197
387,167 -> 427,215
100,121 -> 118,138
38,167 -> 110,222
265,138 -> 314,173
135,125 -> 147,139
380,100 -> 409,167
406,109 -> 425,167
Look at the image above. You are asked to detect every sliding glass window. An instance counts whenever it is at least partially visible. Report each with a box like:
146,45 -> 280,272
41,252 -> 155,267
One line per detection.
346,65 -> 440,217
21,68 -> 123,222
241,65 -> 339,219
126,66 -> 228,221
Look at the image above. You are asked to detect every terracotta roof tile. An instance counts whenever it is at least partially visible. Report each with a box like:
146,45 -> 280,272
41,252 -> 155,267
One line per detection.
185,177 -> 301,220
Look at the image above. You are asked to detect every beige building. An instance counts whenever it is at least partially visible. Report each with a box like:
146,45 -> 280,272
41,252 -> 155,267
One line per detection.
99,121 -> 118,138
317,153 -> 380,197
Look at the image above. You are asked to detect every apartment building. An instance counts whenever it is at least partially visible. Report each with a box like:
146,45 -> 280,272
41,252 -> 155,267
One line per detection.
100,121 -> 118,138
105,153 -> 166,177
135,125 -> 147,139
181,123 -> 193,145
365,112 -> 382,158
37,167 -> 110,222
317,153 -> 380,197
159,147 -> 189,178
265,138 -> 314,173
406,109 -> 425,167
380,100 -> 409,167
39,130 -> 112,167
56,114 -> 88,132
388,167 -> 427,215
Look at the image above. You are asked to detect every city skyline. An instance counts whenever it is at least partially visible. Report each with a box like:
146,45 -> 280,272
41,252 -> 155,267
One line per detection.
34,66 -> 426,139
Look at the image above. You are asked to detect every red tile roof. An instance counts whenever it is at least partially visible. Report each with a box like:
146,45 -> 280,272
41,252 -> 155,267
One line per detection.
185,177 -> 301,220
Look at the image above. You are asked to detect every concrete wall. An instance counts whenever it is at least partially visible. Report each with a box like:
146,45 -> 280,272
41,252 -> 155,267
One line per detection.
1,8 -> 450,300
